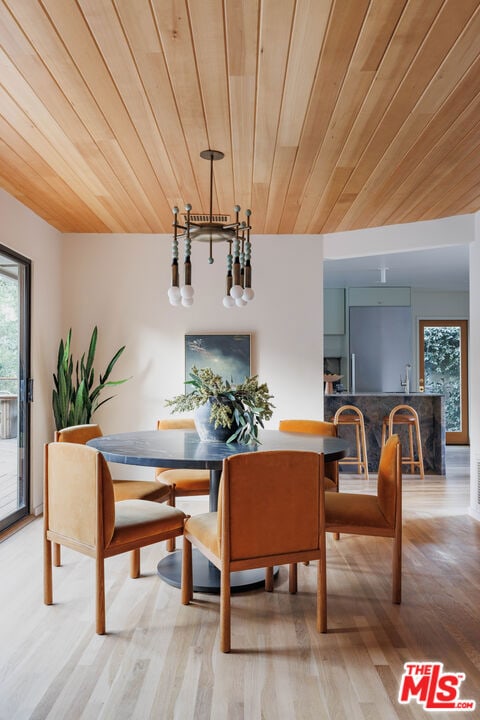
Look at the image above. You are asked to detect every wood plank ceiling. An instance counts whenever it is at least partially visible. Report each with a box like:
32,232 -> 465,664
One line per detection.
0,0 -> 479,235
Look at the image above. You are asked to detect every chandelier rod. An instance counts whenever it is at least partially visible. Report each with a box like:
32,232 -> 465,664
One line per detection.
208,151 -> 214,222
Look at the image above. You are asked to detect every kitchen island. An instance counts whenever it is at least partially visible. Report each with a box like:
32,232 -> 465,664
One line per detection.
324,393 -> 445,474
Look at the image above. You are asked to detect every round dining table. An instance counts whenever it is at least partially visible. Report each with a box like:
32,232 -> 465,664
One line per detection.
88,428 -> 348,594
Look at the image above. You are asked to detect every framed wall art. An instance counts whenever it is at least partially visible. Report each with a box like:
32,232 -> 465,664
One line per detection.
185,333 -> 251,384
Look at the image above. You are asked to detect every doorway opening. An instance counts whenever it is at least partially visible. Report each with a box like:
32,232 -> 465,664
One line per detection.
419,320 -> 468,445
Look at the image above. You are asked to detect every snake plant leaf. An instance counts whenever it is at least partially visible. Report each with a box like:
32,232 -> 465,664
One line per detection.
52,327 -> 130,431
99,345 -> 126,385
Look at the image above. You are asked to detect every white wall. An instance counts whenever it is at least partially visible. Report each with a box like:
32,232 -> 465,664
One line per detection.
0,190 -> 63,513
469,214 -> 480,520
323,214 -> 474,259
61,232 -> 324,477
412,290 -> 469,318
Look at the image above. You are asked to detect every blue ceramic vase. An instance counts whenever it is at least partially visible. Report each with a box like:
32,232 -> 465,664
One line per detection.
194,399 -> 236,442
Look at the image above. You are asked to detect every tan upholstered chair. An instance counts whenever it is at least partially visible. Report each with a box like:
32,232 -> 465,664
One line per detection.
156,418 -> 210,551
323,433 -> 402,626
44,442 -> 186,634
54,424 -> 170,565
278,419 -> 339,491
181,450 -> 327,652
279,419 -> 340,546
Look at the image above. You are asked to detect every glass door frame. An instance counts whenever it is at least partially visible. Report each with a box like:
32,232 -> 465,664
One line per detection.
0,243 -> 31,532
418,319 -> 468,445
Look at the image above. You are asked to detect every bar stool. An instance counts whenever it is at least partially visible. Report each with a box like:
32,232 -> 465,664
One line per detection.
333,405 -> 369,480
381,404 -> 424,479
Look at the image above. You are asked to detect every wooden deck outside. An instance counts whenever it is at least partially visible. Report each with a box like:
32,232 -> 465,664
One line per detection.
0,437 -> 19,521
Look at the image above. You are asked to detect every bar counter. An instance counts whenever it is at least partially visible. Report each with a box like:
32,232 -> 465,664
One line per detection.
324,393 -> 445,474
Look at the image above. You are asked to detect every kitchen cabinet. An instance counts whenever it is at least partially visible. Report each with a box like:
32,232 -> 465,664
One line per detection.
348,287 -> 411,306
324,288 -> 345,334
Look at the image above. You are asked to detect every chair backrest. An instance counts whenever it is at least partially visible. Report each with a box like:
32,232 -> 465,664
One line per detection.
333,405 -> 363,422
279,419 -> 338,483
45,442 -> 115,550
157,418 -> 196,430
54,423 -> 103,444
155,418 -> 196,475
278,419 -> 337,437
388,404 -> 419,434
377,434 -> 401,528
219,450 -> 325,562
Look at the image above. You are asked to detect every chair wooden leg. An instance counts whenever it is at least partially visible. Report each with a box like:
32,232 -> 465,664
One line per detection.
53,542 -> 61,567
220,567 -> 231,653
96,554 -> 106,635
415,422 -> 425,479
392,533 -> 402,604
333,483 -> 340,541
265,566 -> 274,592
288,563 -> 298,594
408,425 -> 415,474
44,536 -> 53,605
130,548 -> 140,579
318,549 -> 327,633
359,419 -> 369,480
355,426 -> 361,474
166,487 -> 177,552
181,536 -> 193,604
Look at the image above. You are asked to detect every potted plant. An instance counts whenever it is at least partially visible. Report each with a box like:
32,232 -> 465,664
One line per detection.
165,366 -> 274,445
52,326 -> 130,431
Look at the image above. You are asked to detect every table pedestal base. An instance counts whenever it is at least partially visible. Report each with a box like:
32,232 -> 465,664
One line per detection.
157,549 -> 278,594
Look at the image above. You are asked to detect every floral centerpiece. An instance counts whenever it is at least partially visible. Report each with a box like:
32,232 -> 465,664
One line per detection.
165,366 -> 274,445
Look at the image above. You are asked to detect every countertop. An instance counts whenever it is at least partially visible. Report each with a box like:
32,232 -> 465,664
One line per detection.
328,392 -> 443,397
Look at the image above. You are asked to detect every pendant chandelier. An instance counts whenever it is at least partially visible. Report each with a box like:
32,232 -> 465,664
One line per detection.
168,150 -> 254,308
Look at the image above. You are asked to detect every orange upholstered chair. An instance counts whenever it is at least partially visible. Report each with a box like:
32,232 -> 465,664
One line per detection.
54,424 -> 170,566
323,434 -> 402,622
278,419 -> 339,491
181,450 -> 327,652
44,442 -> 186,634
279,419 -> 340,546
156,418 -> 210,551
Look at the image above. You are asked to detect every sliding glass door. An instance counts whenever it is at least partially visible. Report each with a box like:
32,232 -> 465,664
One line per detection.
0,245 -> 31,532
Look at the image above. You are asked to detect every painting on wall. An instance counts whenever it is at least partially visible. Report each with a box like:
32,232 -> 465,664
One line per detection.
185,334 -> 251,384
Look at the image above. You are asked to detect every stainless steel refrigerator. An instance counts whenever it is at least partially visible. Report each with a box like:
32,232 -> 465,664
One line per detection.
349,306 -> 412,392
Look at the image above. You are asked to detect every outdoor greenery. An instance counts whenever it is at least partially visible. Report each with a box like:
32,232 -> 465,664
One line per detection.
52,326 -> 129,431
423,326 -> 461,431
0,276 -> 18,394
165,366 -> 275,445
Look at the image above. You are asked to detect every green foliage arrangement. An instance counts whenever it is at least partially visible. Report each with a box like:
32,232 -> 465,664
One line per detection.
52,326 -> 129,431
165,366 -> 275,445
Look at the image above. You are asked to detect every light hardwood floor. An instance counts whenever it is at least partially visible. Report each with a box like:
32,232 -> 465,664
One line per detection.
0,448 -> 479,720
